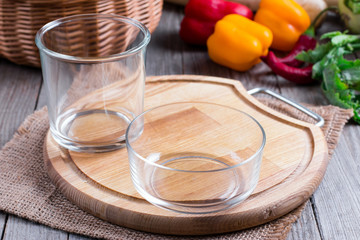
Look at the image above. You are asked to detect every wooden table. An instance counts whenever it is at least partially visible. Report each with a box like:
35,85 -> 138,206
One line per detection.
0,3 -> 359,240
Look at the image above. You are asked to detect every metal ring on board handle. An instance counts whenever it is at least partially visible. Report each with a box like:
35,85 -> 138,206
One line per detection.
248,88 -> 324,127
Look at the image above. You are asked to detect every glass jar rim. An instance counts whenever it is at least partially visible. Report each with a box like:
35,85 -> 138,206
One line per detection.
35,13 -> 151,63
126,101 -> 266,172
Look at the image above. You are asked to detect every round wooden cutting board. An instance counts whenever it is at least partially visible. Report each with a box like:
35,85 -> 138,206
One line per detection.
43,75 -> 328,235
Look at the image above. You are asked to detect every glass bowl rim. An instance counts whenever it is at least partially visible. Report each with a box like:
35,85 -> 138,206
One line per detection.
126,101 -> 266,172
35,13 -> 151,63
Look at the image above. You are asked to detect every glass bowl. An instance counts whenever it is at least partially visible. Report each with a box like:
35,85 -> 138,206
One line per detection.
126,102 -> 266,214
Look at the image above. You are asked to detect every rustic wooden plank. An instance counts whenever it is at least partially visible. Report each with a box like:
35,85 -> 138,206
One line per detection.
146,3 -> 184,76
35,83 -> 47,111
310,125 -> 360,240
0,59 -> 47,240
0,59 -> 42,147
68,234 -> 92,240
0,212 -> 5,238
2,215 -> 67,240
182,43 -> 232,77
231,63 -> 280,92
286,198 -> 320,239
286,201 -> 321,240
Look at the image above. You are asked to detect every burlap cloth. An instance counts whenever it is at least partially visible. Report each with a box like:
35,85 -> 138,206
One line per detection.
0,99 -> 354,240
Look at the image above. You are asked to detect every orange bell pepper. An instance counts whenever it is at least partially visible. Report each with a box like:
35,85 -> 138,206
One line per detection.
207,14 -> 273,71
254,0 -> 311,51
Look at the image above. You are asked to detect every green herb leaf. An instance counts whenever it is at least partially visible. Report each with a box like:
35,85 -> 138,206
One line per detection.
296,30 -> 360,124
321,60 -> 360,124
296,42 -> 332,63
341,66 -> 360,90
331,34 -> 360,46
320,31 -> 344,40
347,0 -> 360,14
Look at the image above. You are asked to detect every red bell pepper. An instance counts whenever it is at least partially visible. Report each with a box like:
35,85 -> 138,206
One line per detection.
179,0 -> 253,45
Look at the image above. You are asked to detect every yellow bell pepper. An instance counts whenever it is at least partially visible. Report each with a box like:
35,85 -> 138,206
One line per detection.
207,14 -> 273,71
254,0 -> 311,51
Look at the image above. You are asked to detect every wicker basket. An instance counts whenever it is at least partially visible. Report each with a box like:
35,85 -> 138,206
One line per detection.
0,0 -> 163,67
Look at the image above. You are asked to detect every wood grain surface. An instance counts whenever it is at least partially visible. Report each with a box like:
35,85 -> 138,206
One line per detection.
43,75 -> 328,235
1,3 -> 360,240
